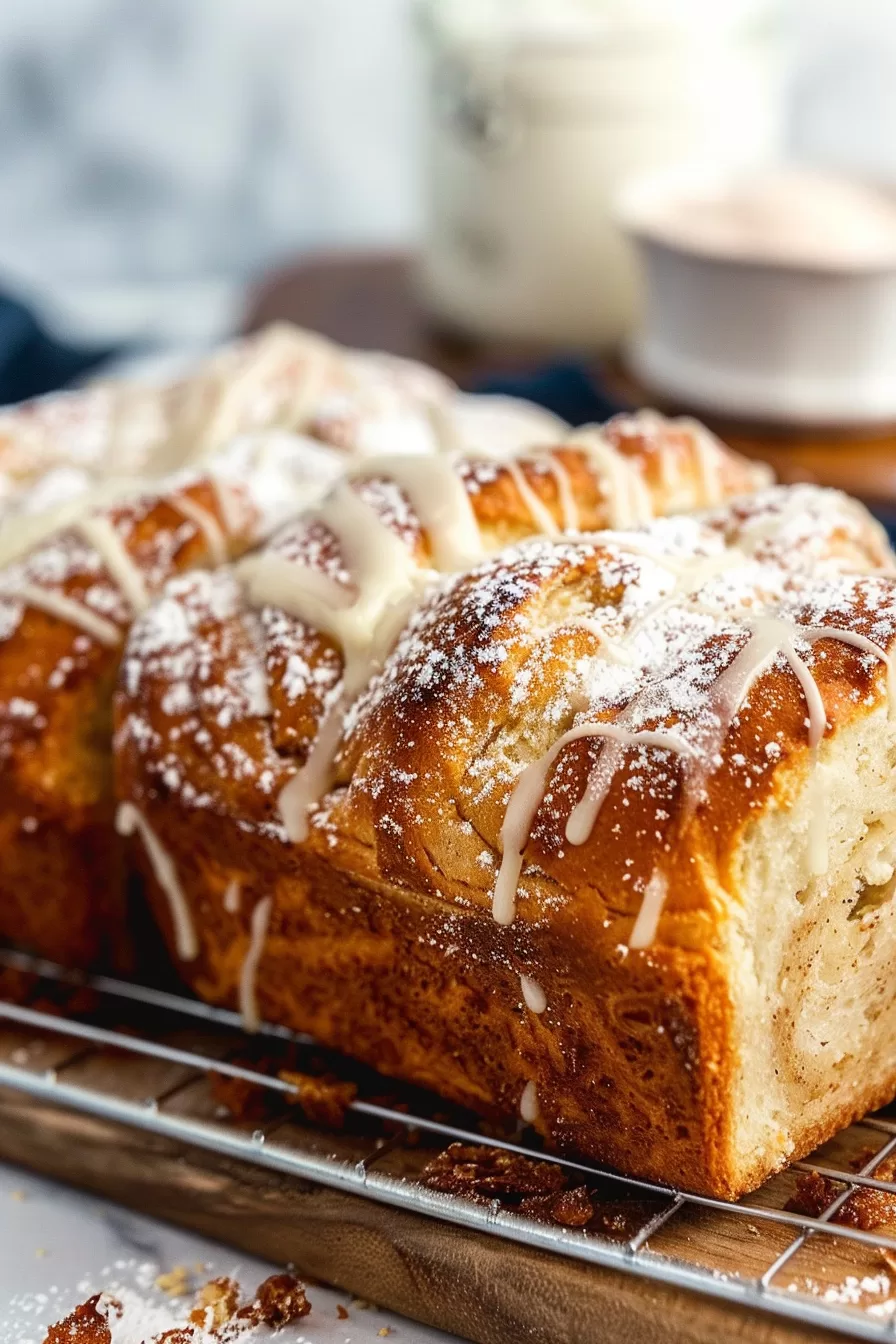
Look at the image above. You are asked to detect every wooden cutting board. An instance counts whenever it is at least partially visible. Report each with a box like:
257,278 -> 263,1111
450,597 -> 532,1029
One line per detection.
0,1005 -> 882,1344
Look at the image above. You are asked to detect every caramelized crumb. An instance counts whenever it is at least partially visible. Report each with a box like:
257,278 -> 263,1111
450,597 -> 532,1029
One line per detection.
208,1072 -> 278,1124
210,1059 -> 356,1130
247,1272 -> 311,1327
519,1185 -> 594,1228
44,1272 -> 312,1343
420,1143 -> 566,1200
337,1304 -> 350,1320
278,1069 -> 357,1129
43,1294 -> 120,1344
187,1277 -> 239,1331
788,1169 -> 896,1231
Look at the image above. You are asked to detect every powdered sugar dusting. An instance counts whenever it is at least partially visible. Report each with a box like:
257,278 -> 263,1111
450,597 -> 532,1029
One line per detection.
118,478 -> 896,946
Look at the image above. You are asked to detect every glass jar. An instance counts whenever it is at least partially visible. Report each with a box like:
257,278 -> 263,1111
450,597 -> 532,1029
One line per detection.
416,0 -> 783,349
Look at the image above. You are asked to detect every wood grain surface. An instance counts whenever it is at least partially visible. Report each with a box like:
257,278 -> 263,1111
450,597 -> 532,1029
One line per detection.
0,1084 -> 848,1344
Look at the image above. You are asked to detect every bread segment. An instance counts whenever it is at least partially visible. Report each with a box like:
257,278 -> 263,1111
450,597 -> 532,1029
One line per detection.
115,462 -> 896,1196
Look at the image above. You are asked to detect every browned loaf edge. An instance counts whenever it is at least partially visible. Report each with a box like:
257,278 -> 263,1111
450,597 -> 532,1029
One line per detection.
114,419 -> 896,1199
0,473 -> 280,969
0,410 -> 762,972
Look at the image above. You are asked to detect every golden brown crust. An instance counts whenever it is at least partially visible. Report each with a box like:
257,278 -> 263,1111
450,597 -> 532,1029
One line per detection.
0,467 -> 306,967
113,408 -> 896,1198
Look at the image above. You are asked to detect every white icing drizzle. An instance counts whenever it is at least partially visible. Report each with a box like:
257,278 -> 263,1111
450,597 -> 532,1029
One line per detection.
208,471 -> 244,536
77,515 -> 150,615
172,491 -> 228,566
563,615 -> 635,665
242,478 -> 431,839
685,619 -> 894,815
352,454 -> 485,570
520,974 -> 547,1014
199,327 -> 332,455
239,895 -> 273,1034
493,721 -> 695,926
116,803 -> 198,961
240,487 -> 428,697
629,870 -> 669,949
245,460 -> 487,843
544,456 -> 579,532
503,459 -> 562,538
494,588 -> 896,928
519,1080 -> 539,1124
223,878 -> 242,914
0,474 -> 145,569
681,417 -> 725,506
278,691 -> 351,843
569,429 -> 654,528
803,624 -> 896,712
3,582 -> 121,646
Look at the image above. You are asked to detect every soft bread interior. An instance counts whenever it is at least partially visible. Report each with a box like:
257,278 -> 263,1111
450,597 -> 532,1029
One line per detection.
728,701 -> 896,1186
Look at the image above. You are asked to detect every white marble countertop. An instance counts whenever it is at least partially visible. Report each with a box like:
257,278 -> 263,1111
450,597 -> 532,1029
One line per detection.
0,1161 -> 458,1343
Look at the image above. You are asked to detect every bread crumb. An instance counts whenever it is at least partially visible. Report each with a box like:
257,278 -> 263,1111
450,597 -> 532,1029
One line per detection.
188,1276 -> 239,1330
10,1189 -> 25,1201
155,1265 -> 192,1297
378,1329 -> 392,1338
337,1303 -> 350,1319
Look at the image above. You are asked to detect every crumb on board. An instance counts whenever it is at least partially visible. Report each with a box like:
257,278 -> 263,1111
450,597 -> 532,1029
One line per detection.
41,1271 -> 311,1342
155,1265 -> 192,1297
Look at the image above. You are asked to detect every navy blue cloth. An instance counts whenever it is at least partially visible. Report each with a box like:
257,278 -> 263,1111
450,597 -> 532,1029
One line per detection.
0,293 -> 117,405
474,359 -> 629,427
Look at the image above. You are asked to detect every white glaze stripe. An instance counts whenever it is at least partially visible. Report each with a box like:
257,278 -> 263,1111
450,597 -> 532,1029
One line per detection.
77,515 -> 150,614
493,721 -> 695,926
353,455 -> 485,570
116,803 -> 198,961
629,870 -> 669,949
520,974 -> 547,1014
4,582 -> 122,647
223,878 -> 242,914
172,491 -> 229,566
239,895 -> 273,1033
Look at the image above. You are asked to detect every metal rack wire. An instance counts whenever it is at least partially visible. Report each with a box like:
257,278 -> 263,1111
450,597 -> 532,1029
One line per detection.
1,947 -> 896,1341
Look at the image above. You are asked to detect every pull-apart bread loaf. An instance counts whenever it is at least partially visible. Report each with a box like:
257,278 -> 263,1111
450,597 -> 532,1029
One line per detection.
0,435 -> 347,968
106,415 -> 873,1201
0,319 -> 565,508
0,323 -> 451,499
0,325 -> 572,971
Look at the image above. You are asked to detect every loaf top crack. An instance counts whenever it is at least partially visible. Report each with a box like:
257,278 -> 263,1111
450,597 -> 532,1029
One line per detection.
115,426 -> 895,953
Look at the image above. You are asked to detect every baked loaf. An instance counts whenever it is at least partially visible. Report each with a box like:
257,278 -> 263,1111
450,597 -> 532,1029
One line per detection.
0,435 -> 346,968
0,321 -> 561,509
0,317 -> 574,970
110,420 -> 884,1202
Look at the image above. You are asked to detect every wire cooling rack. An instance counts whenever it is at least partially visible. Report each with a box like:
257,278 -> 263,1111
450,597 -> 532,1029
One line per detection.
1,948 -> 896,1341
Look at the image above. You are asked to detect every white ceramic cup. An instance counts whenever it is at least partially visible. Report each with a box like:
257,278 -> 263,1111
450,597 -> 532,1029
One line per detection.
618,166 -> 896,426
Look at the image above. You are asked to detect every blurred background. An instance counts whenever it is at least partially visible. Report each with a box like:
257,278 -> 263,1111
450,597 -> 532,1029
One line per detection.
4,0 -> 896,454
0,0 -> 887,348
